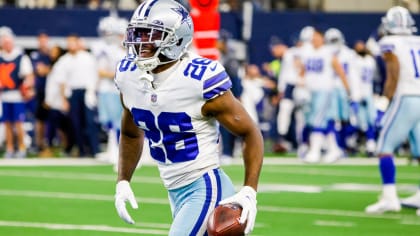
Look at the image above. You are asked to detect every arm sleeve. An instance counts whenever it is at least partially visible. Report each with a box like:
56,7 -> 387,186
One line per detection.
379,37 -> 396,54
202,62 -> 232,100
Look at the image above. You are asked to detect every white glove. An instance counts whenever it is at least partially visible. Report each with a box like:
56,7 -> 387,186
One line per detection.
219,186 -> 257,235
115,180 -> 138,224
375,95 -> 390,112
84,89 -> 97,109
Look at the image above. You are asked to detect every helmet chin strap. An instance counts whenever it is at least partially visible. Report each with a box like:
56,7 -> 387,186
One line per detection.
134,56 -> 177,72
134,47 -> 177,72
135,57 -> 161,71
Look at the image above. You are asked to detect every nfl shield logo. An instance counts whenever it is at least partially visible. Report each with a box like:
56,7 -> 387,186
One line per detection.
151,93 -> 157,103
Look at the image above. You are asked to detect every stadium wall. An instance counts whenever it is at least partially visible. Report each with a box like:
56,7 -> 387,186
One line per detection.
1,8 -> 419,66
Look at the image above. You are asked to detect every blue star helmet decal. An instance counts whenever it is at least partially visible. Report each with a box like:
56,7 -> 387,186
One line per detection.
172,6 -> 189,23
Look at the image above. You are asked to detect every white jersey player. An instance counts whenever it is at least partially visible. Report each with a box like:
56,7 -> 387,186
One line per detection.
353,41 -> 378,156
277,26 -> 312,153
300,28 -> 350,163
365,6 -> 420,216
91,14 -> 128,164
325,28 -> 360,153
113,1 -> 263,235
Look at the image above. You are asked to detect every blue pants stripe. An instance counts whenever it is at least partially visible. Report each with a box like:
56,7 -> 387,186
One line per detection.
377,97 -> 402,153
190,173 -> 212,236
213,169 -> 222,206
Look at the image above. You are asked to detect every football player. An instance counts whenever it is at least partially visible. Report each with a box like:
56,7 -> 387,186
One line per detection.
113,0 -> 263,235
324,28 -> 360,159
365,6 -> 420,215
91,14 -> 128,165
300,28 -> 351,163
276,27 -> 311,157
353,40 -> 378,157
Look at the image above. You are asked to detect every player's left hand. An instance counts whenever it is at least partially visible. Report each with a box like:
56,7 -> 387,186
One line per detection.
219,186 -> 257,235
115,180 -> 138,224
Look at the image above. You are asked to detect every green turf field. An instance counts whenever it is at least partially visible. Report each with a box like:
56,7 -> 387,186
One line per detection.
0,158 -> 419,236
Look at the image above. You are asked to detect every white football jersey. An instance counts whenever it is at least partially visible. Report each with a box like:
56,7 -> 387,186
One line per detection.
115,52 -> 232,190
380,35 -> 420,96
355,54 -> 376,99
278,46 -> 301,91
302,45 -> 335,91
91,41 -> 125,93
331,45 -> 358,89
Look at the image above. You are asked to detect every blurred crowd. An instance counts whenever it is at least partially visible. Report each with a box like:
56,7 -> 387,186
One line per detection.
1,0 -> 419,13
0,0 -> 343,11
0,15 -> 127,161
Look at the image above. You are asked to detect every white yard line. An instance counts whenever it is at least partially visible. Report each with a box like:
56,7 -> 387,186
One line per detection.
0,170 -> 162,184
0,220 -> 169,235
314,220 -> 356,227
261,167 -> 419,180
0,189 -> 169,205
258,184 -> 322,193
257,183 -> 417,194
258,205 -> 402,220
0,158 -> 110,166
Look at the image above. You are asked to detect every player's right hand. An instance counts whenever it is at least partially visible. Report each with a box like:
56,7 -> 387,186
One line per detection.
115,180 -> 138,224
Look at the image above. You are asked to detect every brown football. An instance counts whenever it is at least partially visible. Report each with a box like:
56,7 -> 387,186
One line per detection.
207,203 -> 246,236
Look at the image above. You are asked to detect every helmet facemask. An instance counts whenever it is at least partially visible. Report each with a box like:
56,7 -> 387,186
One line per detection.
124,23 -> 178,71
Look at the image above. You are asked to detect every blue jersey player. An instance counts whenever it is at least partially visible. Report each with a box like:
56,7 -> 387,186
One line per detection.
113,0 -> 264,235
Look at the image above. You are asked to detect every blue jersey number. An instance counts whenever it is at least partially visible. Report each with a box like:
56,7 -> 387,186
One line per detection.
410,49 -> 420,79
306,58 -> 324,73
131,108 -> 199,163
183,58 -> 212,80
118,59 -> 137,72
361,67 -> 373,83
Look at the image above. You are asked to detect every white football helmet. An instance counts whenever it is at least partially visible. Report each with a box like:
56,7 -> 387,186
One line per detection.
98,14 -> 128,36
325,28 -> 345,45
98,13 -> 128,44
382,6 -> 417,35
124,0 -> 194,71
299,26 -> 314,43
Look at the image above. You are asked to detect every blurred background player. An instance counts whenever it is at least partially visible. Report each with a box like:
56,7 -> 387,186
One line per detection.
216,29 -> 243,164
49,34 -> 99,157
0,27 -> 34,158
294,25 -> 314,158
301,28 -> 351,163
353,40 -> 378,157
276,30 -> 309,155
262,36 -> 288,153
91,13 -> 128,164
241,63 -> 276,126
324,27 -> 360,158
44,44 -> 75,156
365,6 -> 420,215
30,31 -> 52,156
